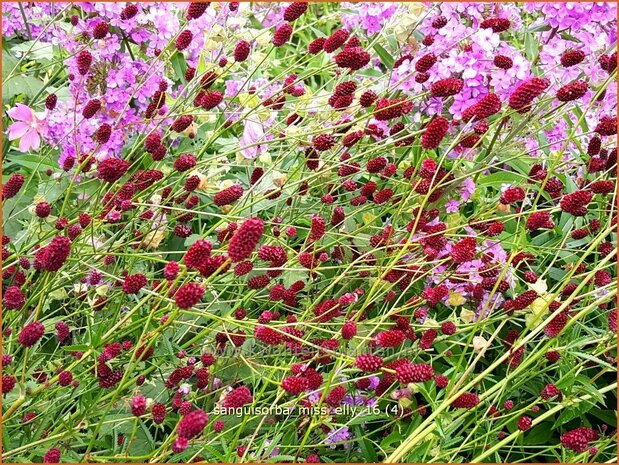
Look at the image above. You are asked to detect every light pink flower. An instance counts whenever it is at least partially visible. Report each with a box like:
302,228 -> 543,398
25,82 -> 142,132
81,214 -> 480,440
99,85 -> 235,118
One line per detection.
240,117 -> 268,160
7,104 -> 47,152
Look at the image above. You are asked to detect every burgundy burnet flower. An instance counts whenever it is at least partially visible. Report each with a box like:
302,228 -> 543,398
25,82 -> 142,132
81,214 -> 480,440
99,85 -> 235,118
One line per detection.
221,385 -> 253,410
594,115 -> 616,136
334,46 -> 370,71
560,190 -> 593,216
18,321 -> 45,347
560,49 -> 585,67
177,408 -> 208,439
173,154 -> 197,172
508,77 -> 550,113
93,125 -> 111,147
395,362 -> 434,383
283,2 -> 308,22
517,416 -> 533,431
227,217 -> 264,262
45,93 -> 57,110
323,29 -> 349,53
92,21 -> 109,39
359,90 -> 377,107
494,55 -> 513,69
184,239 -> 212,269
556,80 -> 588,102
3,173 -> 25,200
373,97 -> 413,121
36,235 -> 71,272
526,211 -> 555,231
430,78 -> 464,98
376,329 -> 406,348
480,17 -> 511,33
415,53 -> 437,72
451,392 -> 480,409
214,184 -> 244,206
281,375 -> 309,395
234,40 -> 251,62
174,282 -> 205,309
43,448 -> 61,464
273,23 -> 293,47
122,273 -> 147,294
2,374 -> 16,394
4,286 -> 25,310
187,2 -> 209,19
308,37 -> 326,54
76,50 -> 93,75
82,99 -> 102,119
561,427 -> 598,452
151,402 -> 167,424
131,394 -> 147,416
97,158 -> 130,183
421,116 -> 449,149
355,354 -> 383,372
120,4 -> 138,20
176,29 -> 193,50
171,115 -> 194,133
451,237 -> 476,263
462,93 -> 502,122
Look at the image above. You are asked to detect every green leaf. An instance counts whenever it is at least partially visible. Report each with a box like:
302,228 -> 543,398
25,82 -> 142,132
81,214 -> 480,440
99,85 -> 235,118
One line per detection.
590,408 -> 617,427
3,75 -> 45,103
11,41 -> 54,62
528,25 -> 552,33
348,414 -> 385,425
127,425 -> 154,456
354,426 -> 377,462
2,50 -> 19,81
62,344 -> 89,352
524,423 -> 553,445
98,413 -> 134,436
380,429 -> 403,449
553,399 -> 595,428
524,32 -> 537,62
4,152 -> 57,171
559,31 -> 581,43
171,51 -> 187,82
573,352 -> 616,371
477,171 -> 527,186
267,455 -> 297,462
373,43 -> 394,69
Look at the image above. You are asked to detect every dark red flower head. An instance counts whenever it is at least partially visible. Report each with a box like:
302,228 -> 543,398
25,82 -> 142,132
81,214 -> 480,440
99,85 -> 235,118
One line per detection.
98,158 -> 130,183
283,2 -> 308,22
18,321 -> 45,347
177,409 -> 208,439
228,217 -> 264,262
273,23 -> 293,47
508,77 -> 550,113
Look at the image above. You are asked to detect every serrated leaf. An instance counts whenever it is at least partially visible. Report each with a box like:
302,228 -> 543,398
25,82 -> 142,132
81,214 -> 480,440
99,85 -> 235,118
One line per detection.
573,352 -> 616,371
380,429 -> 403,449
553,399 -> 595,428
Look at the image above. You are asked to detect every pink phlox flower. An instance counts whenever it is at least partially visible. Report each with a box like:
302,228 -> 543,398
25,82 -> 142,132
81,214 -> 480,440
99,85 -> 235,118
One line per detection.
7,103 -> 47,152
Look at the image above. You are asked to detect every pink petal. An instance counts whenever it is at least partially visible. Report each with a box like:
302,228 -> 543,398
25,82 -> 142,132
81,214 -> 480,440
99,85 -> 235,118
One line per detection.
7,103 -> 33,123
18,129 -> 40,152
7,122 -> 30,140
